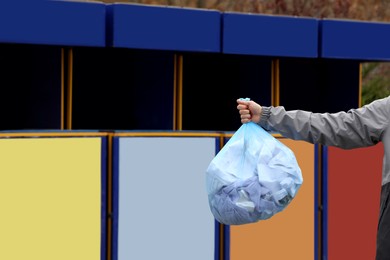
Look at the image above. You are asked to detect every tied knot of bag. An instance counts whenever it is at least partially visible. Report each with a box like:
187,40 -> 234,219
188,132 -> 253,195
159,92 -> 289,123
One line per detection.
205,122 -> 303,225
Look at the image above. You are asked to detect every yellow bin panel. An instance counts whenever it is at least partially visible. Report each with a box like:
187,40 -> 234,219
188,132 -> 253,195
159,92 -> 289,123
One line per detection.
0,138 -> 102,260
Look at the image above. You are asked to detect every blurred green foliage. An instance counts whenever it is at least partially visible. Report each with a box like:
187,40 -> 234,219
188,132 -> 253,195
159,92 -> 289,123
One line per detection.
362,63 -> 390,105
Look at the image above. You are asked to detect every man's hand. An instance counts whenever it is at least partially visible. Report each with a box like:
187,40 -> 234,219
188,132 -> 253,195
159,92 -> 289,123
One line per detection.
236,99 -> 262,124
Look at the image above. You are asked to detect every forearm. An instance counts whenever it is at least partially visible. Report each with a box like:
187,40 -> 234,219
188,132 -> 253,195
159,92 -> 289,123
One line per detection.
258,106 -> 382,149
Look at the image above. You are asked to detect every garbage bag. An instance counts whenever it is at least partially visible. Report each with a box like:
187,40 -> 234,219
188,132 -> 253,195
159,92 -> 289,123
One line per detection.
206,121 -> 303,225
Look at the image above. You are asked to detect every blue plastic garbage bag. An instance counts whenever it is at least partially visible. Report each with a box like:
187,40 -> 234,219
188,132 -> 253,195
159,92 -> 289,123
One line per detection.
206,122 -> 303,225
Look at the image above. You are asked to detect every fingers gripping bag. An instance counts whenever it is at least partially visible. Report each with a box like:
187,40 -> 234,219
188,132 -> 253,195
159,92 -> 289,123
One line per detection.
206,121 -> 303,225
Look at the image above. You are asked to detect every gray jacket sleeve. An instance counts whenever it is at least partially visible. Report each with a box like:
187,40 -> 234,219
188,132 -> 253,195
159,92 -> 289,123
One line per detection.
258,96 -> 390,149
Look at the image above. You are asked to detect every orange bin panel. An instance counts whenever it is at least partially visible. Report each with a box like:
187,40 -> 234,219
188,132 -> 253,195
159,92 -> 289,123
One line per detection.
230,139 -> 315,260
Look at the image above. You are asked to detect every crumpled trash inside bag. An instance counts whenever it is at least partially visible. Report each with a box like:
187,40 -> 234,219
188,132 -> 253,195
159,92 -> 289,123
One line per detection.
206,121 -> 303,225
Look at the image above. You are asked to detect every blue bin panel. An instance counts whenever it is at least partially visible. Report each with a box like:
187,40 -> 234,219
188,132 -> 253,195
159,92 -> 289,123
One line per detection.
320,19 -> 390,61
112,135 -> 218,260
107,3 -> 221,52
0,1 -> 106,47
223,13 -> 318,57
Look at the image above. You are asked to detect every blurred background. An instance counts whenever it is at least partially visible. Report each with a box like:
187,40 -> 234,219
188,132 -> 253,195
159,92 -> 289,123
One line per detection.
0,2 -> 388,260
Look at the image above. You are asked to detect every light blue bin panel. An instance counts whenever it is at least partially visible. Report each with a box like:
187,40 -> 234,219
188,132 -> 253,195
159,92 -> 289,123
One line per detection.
0,1 -> 106,47
113,136 -> 218,260
320,19 -> 390,61
107,3 -> 221,52
223,13 -> 318,57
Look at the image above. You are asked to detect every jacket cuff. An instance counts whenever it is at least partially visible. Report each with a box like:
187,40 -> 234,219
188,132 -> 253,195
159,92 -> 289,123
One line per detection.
258,106 -> 271,127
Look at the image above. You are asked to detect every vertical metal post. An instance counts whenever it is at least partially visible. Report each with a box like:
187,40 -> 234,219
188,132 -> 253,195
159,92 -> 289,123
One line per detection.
173,54 -> 183,130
